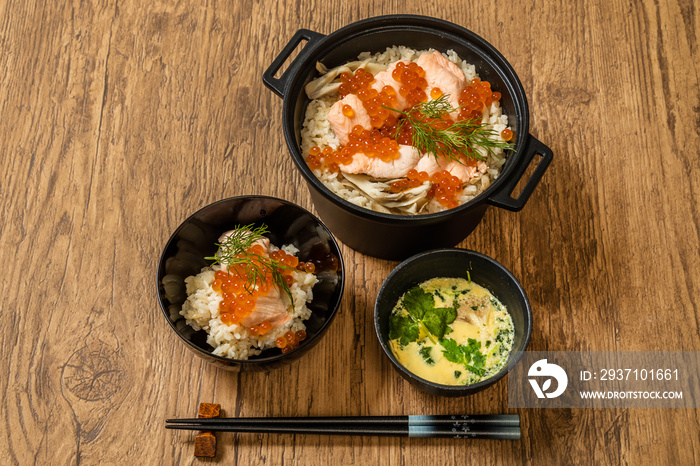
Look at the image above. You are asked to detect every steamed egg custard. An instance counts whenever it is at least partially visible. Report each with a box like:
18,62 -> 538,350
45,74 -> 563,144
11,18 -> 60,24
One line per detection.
388,277 -> 514,386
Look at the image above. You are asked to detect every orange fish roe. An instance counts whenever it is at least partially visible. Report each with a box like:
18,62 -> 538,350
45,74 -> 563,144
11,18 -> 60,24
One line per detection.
339,69 -> 374,97
458,78 -> 498,122
501,128 -> 513,141
347,125 -> 401,162
390,168 -> 430,193
342,104 -> 355,117
392,61 -> 428,107
295,261 -> 316,273
427,170 -> 463,208
214,247 -> 303,330
279,329 -> 307,353
249,320 -> 272,336
306,123 -> 401,169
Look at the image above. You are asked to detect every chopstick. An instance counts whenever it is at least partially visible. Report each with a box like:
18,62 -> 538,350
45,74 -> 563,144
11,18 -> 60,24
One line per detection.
167,414 -> 519,426
165,414 -> 520,439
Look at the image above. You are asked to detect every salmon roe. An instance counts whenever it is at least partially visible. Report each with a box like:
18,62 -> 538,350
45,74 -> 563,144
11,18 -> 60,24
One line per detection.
390,168 -> 430,193
427,170 -> 464,208
457,78 -> 498,122
296,261 -> 316,273
392,61 -> 428,107
306,123 -> 401,170
278,329 -> 307,353
501,128 -> 513,141
430,87 -> 443,99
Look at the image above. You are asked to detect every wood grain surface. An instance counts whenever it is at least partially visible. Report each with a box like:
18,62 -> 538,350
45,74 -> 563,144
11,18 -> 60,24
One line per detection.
1,0 -> 698,464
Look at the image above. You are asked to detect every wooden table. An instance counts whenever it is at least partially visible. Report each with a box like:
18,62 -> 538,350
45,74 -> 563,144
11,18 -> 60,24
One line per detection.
1,1 -> 698,464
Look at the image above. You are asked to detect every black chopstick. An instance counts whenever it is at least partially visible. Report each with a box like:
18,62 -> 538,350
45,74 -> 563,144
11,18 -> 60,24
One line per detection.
165,415 -> 520,439
166,414 -> 519,426
166,423 -> 520,439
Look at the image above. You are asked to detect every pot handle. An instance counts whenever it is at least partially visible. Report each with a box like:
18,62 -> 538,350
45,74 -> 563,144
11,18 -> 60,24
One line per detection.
487,135 -> 553,211
263,29 -> 326,98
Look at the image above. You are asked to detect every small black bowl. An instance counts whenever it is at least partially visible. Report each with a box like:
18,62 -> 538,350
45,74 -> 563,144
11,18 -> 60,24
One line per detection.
156,196 -> 345,372
374,248 -> 532,396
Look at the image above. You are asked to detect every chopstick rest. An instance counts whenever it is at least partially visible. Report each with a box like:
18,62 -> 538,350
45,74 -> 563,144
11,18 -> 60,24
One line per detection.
194,402 -> 221,458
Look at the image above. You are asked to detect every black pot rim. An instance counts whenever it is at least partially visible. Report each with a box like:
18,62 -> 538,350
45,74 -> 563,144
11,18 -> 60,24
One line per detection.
280,14 -> 530,223
374,247 -> 533,394
155,195 -> 346,366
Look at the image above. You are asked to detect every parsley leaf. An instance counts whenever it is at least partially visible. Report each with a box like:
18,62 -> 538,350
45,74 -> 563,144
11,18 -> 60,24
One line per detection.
422,306 -> 457,338
439,337 -> 462,363
389,286 -> 458,345
389,314 -> 420,346
439,337 -> 486,376
401,287 -> 435,319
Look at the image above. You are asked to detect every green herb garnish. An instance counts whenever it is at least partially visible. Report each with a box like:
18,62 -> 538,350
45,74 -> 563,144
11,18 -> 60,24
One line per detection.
419,346 -> 435,365
204,223 -> 294,304
413,94 -> 455,118
439,338 -> 486,376
384,94 -> 514,164
388,286 -> 457,346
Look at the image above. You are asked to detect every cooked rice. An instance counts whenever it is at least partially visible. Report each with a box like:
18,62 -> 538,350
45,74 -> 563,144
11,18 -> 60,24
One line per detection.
300,46 -> 511,215
180,244 -> 318,360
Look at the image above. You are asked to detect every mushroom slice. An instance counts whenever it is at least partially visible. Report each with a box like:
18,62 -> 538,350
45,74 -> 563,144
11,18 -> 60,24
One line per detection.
340,173 -> 431,214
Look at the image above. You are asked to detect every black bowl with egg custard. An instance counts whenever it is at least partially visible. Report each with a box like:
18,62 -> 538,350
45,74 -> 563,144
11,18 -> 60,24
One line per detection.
374,248 -> 532,396
156,196 -> 345,372
263,15 -> 553,260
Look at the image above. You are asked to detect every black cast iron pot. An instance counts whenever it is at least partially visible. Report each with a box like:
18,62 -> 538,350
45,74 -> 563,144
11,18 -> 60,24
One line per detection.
263,15 -> 553,261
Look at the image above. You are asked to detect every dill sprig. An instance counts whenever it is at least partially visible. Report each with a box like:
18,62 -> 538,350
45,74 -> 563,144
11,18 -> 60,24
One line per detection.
385,94 -> 514,164
412,95 -> 455,119
204,224 -> 294,305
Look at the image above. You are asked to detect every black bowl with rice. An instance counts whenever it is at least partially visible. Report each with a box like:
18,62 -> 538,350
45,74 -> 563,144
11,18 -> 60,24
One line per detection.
264,15 -> 553,260
156,196 -> 345,372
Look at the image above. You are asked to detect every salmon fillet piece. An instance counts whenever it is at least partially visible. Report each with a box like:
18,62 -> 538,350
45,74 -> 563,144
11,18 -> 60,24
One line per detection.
240,283 -> 291,328
327,94 -> 372,145
414,154 -> 488,183
339,145 -> 422,179
415,51 -> 467,116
